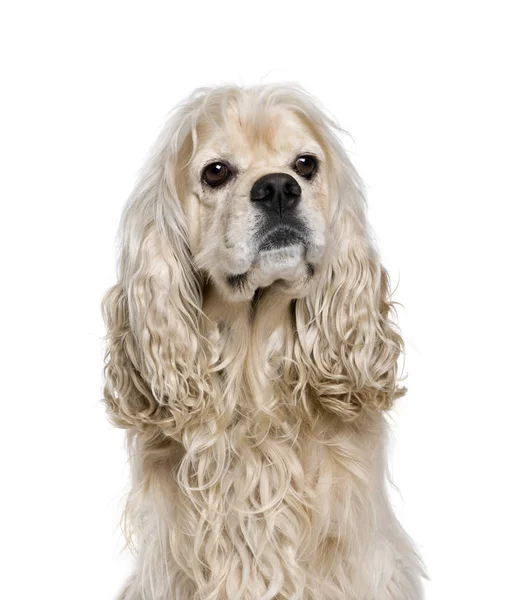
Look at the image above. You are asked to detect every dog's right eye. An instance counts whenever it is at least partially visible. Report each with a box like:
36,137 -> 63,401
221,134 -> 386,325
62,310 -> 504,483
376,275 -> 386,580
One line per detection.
294,154 -> 318,179
202,162 -> 231,187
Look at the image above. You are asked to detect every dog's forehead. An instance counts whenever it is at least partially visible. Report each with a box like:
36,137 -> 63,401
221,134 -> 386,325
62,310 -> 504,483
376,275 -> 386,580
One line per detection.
196,104 -> 321,168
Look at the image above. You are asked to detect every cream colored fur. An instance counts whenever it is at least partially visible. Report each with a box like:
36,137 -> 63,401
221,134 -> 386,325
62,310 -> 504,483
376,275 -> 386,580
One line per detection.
102,83 -> 425,599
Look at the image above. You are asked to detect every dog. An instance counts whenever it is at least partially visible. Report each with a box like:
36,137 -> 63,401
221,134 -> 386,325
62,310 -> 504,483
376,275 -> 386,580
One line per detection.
102,83 -> 425,599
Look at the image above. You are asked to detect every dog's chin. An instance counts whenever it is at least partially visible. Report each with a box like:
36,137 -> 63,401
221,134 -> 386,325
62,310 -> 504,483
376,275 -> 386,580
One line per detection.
255,244 -> 308,288
223,243 -> 315,302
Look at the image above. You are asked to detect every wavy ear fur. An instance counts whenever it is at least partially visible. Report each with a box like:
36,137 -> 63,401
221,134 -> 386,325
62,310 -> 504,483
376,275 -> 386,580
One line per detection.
102,110 -> 212,437
293,147 -> 405,422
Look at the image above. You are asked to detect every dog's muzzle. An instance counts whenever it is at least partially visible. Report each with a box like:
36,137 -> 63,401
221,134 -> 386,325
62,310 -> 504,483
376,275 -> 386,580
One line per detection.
251,173 -> 308,251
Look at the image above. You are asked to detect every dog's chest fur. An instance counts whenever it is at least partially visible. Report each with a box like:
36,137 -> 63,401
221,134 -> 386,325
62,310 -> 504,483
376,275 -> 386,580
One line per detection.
163,296 -> 385,598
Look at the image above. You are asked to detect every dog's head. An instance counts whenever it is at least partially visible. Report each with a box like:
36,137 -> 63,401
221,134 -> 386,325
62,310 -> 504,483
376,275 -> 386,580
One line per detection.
180,90 -> 331,300
103,84 -> 403,433
166,85 -> 361,302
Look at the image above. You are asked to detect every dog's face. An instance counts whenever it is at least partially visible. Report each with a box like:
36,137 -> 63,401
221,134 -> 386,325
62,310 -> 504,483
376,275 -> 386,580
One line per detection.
179,100 -> 330,301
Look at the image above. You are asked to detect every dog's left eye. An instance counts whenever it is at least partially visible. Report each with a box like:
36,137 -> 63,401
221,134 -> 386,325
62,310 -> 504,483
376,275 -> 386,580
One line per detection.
294,155 -> 318,179
202,162 -> 231,187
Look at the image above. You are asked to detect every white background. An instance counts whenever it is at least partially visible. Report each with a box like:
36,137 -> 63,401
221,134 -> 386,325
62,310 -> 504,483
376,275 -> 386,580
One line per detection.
1,1 -> 521,598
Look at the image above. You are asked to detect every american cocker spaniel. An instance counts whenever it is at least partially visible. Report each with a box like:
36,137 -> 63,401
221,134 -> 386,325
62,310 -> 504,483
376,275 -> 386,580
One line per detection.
102,83 -> 424,600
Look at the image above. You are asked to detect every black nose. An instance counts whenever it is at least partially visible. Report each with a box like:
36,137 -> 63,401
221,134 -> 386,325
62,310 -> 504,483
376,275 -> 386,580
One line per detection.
250,173 -> 302,216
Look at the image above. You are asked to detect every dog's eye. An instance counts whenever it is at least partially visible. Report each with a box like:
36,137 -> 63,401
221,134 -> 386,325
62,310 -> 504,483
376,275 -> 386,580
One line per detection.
202,162 -> 231,187
294,155 -> 318,179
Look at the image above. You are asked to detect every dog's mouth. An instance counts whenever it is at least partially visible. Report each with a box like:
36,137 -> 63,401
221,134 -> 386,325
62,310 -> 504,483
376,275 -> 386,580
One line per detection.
224,224 -> 315,295
257,225 -> 309,253
227,272 -> 249,290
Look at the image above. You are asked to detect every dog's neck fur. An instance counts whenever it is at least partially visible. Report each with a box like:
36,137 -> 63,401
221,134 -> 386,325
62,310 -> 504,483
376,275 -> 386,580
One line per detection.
203,282 -> 302,418
199,280 -> 363,466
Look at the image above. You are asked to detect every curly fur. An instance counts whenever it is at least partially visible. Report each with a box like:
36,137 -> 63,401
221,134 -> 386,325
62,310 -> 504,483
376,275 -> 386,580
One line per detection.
102,83 -> 425,599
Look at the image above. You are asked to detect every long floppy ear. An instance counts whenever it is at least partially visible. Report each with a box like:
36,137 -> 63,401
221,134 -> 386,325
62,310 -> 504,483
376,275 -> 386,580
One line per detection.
102,112 -> 212,437
293,148 -> 405,422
